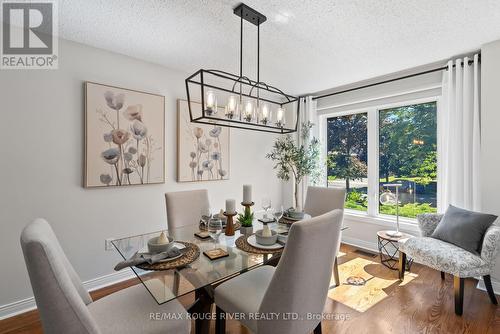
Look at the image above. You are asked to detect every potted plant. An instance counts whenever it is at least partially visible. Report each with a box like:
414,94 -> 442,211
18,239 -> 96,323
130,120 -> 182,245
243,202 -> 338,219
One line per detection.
237,208 -> 254,236
266,121 -> 321,210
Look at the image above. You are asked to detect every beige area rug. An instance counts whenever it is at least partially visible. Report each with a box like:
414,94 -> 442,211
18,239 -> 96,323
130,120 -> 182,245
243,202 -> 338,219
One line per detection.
328,256 -> 417,312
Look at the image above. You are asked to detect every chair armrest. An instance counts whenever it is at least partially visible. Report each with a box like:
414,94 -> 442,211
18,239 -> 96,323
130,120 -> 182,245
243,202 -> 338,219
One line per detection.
481,225 -> 500,266
416,213 -> 443,237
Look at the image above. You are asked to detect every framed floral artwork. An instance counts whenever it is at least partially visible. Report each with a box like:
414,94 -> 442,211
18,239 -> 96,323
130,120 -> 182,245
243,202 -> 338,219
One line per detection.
84,82 -> 165,187
177,99 -> 230,182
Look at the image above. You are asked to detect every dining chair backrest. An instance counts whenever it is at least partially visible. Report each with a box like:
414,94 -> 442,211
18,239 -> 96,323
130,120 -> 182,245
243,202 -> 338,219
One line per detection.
258,209 -> 343,334
303,186 -> 346,217
20,219 -> 99,334
165,189 -> 210,230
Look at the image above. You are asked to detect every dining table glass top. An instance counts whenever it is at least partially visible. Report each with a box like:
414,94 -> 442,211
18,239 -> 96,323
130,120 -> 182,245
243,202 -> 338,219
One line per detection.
111,220 -> 291,305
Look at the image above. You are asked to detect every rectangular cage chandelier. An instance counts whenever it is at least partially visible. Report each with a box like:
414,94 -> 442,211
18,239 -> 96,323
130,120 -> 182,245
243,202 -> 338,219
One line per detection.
185,3 -> 299,134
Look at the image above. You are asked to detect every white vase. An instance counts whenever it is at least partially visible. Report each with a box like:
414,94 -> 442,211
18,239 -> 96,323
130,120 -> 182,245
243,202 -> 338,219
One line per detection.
240,226 -> 253,236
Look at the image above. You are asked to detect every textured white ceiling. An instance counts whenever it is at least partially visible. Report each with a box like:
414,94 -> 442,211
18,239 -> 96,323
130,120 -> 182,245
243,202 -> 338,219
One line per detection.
59,0 -> 500,95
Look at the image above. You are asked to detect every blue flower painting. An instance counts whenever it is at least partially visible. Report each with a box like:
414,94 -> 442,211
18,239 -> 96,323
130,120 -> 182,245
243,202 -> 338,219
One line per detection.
177,100 -> 230,182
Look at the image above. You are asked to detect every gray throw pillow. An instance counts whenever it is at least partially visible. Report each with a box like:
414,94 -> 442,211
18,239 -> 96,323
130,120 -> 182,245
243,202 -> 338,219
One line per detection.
431,205 -> 497,254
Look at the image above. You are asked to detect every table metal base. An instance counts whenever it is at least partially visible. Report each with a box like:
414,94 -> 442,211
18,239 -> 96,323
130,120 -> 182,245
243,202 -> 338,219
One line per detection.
377,235 -> 413,271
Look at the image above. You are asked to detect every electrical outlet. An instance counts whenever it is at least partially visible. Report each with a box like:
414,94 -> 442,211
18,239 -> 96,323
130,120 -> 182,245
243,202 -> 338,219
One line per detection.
105,238 -> 115,251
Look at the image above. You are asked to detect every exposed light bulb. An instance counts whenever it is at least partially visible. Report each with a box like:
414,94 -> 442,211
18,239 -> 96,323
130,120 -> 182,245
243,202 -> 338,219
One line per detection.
225,95 -> 237,119
260,103 -> 270,125
276,106 -> 284,127
244,100 -> 254,122
205,90 -> 217,115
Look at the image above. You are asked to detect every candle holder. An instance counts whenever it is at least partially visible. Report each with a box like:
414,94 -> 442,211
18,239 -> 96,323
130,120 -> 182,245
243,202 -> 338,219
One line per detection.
223,211 -> 237,236
241,201 -> 254,216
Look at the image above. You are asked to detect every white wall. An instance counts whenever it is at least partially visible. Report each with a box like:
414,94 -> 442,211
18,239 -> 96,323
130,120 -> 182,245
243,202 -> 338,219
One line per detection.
480,39 -> 500,288
0,39 -> 283,310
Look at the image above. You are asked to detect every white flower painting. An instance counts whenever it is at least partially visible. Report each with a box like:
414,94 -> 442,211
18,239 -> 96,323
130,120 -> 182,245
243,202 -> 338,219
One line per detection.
85,82 -> 165,187
177,99 -> 230,182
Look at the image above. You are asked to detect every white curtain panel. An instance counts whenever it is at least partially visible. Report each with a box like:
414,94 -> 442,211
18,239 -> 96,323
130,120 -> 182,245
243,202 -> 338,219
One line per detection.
297,96 -> 317,208
438,54 -> 481,211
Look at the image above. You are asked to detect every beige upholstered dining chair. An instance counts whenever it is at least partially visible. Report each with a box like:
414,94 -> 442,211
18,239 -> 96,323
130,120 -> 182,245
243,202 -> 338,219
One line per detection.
214,209 -> 343,334
165,189 -> 210,230
303,185 -> 346,217
20,219 -> 190,334
304,185 -> 346,286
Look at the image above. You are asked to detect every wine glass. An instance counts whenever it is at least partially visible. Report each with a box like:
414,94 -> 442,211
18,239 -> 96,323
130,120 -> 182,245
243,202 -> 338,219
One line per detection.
262,197 -> 272,221
208,217 -> 222,249
200,206 -> 212,229
273,205 -> 284,222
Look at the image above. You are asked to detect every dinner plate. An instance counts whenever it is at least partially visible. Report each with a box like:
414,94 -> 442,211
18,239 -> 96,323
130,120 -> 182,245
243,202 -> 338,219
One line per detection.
158,253 -> 183,262
282,214 -> 301,221
246,235 -> 284,250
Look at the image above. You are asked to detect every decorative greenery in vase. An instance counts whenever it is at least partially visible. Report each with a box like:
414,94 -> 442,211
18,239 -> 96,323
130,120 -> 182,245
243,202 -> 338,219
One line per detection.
266,121 -> 321,209
237,209 -> 254,227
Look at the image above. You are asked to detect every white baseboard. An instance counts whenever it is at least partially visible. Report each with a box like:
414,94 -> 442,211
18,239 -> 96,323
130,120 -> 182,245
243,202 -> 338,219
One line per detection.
476,277 -> 500,296
0,297 -> 37,321
341,235 -> 379,253
0,269 -> 135,320
84,268 -> 135,292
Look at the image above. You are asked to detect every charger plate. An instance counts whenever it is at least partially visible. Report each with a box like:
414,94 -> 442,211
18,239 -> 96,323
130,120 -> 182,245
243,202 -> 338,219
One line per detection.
136,241 -> 200,271
235,235 -> 284,255
247,235 -> 283,250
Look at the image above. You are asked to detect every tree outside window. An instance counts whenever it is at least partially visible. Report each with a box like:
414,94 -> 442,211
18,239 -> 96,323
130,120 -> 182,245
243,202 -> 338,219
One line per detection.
327,113 -> 368,212
326,102 -> 438,218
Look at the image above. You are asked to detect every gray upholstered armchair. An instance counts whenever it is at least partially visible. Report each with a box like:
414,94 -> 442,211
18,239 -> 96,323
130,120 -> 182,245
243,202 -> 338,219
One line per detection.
398,213 -> 500,315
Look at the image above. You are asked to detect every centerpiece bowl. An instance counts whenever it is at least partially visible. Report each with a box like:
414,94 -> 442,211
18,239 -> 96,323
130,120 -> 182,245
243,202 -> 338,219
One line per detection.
255,229 -> 278,245
147,235 -> 174,254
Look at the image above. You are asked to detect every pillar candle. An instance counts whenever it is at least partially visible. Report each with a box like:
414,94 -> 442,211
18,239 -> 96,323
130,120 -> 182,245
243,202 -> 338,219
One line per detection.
225,199 -> 236,214
243,184 -> 252,204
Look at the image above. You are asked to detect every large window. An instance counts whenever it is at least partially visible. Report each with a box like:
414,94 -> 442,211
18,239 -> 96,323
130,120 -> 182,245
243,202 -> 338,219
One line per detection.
326,101 -> 438,219
327,113 -> 368,212
379,103 -> 437,218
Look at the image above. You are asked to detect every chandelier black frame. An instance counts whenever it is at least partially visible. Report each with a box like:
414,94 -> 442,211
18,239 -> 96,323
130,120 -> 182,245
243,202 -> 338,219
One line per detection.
185,3 -> 299,134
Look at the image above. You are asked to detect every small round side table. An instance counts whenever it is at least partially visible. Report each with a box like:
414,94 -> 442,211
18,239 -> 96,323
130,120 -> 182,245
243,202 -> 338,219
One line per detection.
377,230 -> 413,271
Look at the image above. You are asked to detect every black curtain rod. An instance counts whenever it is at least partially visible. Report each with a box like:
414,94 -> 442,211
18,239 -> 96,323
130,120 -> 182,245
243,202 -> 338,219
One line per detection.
312,56 -> 480,101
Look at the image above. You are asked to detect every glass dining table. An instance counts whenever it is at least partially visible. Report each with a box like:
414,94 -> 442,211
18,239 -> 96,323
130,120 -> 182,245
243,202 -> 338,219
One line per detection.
111,215 -> 345,333
111,220 -> 288,305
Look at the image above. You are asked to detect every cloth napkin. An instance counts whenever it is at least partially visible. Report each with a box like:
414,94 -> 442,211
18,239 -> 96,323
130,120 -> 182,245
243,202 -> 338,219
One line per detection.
114,247 -> 182,271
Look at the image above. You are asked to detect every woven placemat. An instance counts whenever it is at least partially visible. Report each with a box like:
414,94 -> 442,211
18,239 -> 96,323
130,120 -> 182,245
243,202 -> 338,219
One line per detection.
200,222 -> 241,232
235,235 -> 284,255
136,241 -> 200,271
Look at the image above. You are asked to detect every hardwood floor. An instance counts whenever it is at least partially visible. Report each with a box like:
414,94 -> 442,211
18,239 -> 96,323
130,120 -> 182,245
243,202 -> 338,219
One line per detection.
1,244 -> 498,334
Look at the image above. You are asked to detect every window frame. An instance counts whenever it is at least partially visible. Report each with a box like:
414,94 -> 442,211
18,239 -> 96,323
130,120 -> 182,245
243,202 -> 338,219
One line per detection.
319,96 -> 440,223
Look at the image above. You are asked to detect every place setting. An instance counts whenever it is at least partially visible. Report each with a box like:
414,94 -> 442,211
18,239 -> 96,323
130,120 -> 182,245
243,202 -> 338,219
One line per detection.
235,194 -> 290,255
198,192 -> 245,261
279,207 -> 311,225
114,231 -> 200,271
198,200 -> 241,235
